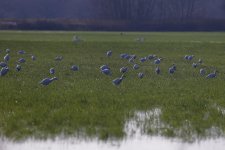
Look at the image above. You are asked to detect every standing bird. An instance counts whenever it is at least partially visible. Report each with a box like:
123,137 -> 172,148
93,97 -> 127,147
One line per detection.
188,55 -> 194,60
0,62 -> 7,67
112,74 -> 125,86
184,55 -> 189,60
171,64 -> 176,71
106,50 -> 112,57
55,56 -> 63,61
155,66 -> 160,75
5,49 -> 10,53
192,63 -> 198,68
31,55 -> 36,61
4,54 -> 10,62
101,68 -> 111,76
49,68 -> 55,74
120,67 -> 128,73
138,72 -> 144,79
71,65 -> 79,71
154,58 -> 162,64
100,65 -> 110,71
168,67 -> 175,74
18,58 -> 26,63
40,77 -> 58,86
198,59 -> 203,64
206,70 -> 217,79
200,68 -> 206,76
133,64 -> 139,70
140,57 -> 147,63
0,67 -> 9,76
16,64 -> 21,72
18,50 -> 25,54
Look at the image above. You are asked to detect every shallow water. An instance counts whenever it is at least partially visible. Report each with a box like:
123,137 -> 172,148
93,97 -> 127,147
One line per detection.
1,136 -> 225,150
1,108 -> 225,150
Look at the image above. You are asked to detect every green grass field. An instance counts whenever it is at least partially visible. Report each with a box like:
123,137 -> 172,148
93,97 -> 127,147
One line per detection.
0,31 -> 225,141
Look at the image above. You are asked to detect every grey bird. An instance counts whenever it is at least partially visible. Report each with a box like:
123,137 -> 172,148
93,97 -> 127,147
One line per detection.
188,55 -> 194,60
55,56 -> 63,61
192,63 -> 197,68
154,58 -> 162,64
0,67 -> 9,76
112,74 -> 125,86
4,54 -> 10,62
138,72 -> 144,79
50,68 -> 55,74
40,77 -> 58,86
71,65 -> 79,71
206,70 -> 217,79
155,66 -> 160,74
120,53 -> 128,59
168,67 -> 175,74
18,50 -> 25,54
0,62 -> 7,67
200,68 -> 206,76
106,50 -> 112,57
120,67 -> 128,73
101,68 -> 111,75
31,55 -> 36,61
16,64 -> 21,71
18,58 -> 26,63
100,65 -> 110,71
5,49 -> 10,53
140,57 -> 147,63
133,64 -> 139,70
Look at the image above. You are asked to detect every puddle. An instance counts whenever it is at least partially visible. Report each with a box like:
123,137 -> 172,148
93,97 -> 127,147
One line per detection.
0,108 -> 225,150
1,136 -> 225,150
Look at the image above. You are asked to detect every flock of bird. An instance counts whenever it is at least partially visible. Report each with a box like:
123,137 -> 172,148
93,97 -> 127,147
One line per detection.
0,48 -> 79,86
0,47 -> 218,86
101,50 -> 218,86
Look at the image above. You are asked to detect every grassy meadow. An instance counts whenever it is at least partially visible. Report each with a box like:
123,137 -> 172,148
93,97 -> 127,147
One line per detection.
0,31 -> 225,141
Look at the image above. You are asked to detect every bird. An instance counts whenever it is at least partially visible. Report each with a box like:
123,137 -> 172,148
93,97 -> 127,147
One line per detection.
100,65 -> 110,71
133,64 -> 139,70
0,62 -> 7,67
112,74 -> 125,86
55,56 -> 63,61
138,72 -> 144,79
192,63 -> 197,68
18,58 -> 26,63
198,59 -> 202,64
18,50 -> 25,54
0,67 -> 9,76
148,55 -> 155,60
31,55 -> 36,61
49,68 -> 55,74
168,67 -> 175,74
101,68 -> 111,75
120,53 -> 128,59
200,68 -> 206,76
184,55 -> 189,60
188,55 -> 194,60
106,50 -> 112,57
155,66 -> 160,74
154,58 -> 162,64
5,49 -> 10,53
140,57 -> 147,63
71,65 -> 79,71
40,77 -> 58,86
171,64 -> 176,71
4,54 -> 10,62
16,64 -> 21,71
206,70 -> 217,79
124,55 -> 131,60
120,67 -> 128,73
